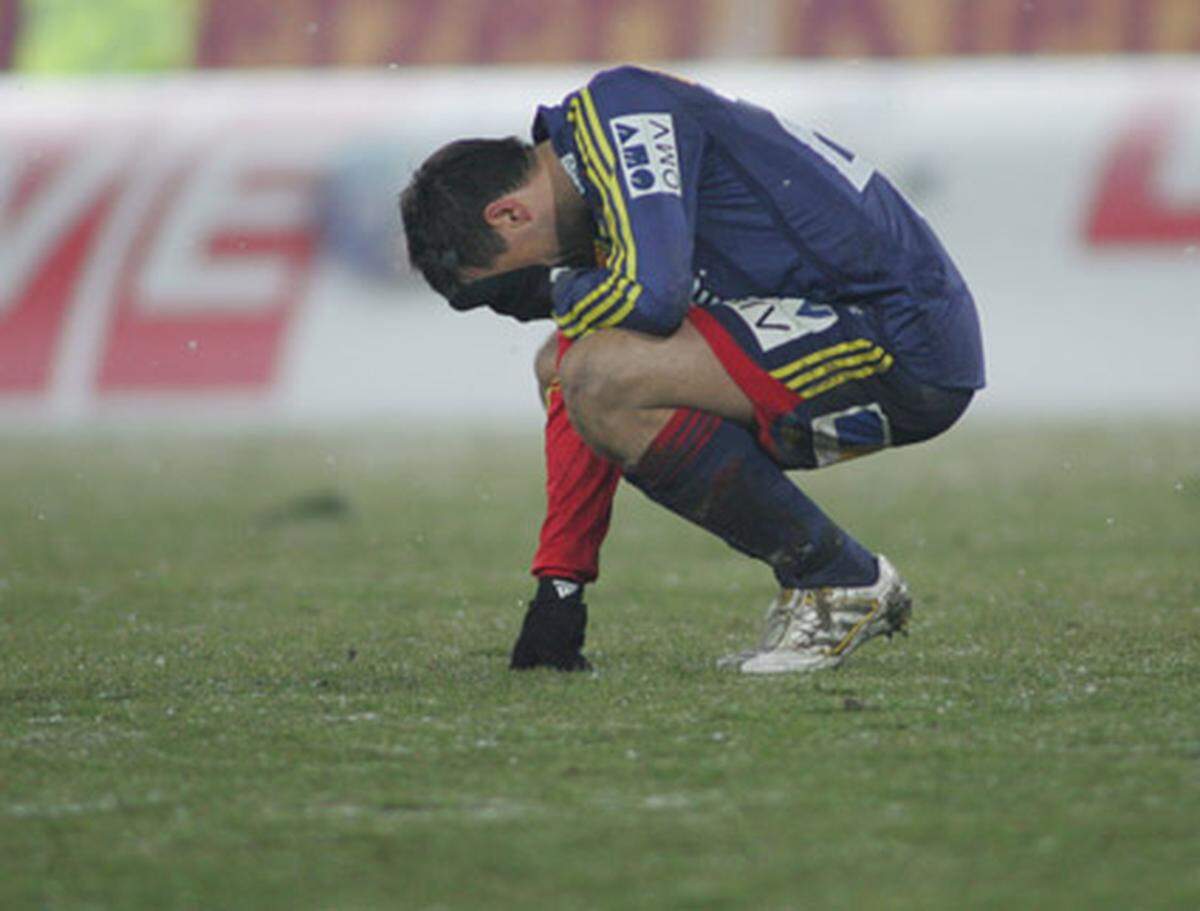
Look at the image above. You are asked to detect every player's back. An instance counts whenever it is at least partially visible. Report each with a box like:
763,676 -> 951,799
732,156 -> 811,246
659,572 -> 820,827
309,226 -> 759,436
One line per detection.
537,66 -> 984,389
632,71 -> 944,293
605,67 -> 984,390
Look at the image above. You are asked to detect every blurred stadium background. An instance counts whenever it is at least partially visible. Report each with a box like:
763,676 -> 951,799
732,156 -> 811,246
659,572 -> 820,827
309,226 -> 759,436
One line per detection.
1,0 -> 1197,427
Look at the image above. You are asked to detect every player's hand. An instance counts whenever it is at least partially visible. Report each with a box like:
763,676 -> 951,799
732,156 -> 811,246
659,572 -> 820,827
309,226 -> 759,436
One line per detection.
449,266 -> 553,323
509,597 -> 591,671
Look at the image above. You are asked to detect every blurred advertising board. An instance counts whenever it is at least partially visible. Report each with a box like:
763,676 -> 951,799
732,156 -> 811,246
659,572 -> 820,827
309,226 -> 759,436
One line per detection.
2,0 -> 1200,72
0,62 -> 1197,425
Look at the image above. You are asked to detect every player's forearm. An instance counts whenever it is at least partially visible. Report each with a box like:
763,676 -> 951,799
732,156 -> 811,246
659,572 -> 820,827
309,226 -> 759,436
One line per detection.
551,267 -> 691,339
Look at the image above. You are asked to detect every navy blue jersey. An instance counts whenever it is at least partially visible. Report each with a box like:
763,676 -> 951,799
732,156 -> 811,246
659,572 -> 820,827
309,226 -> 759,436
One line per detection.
532,66 -> 984,391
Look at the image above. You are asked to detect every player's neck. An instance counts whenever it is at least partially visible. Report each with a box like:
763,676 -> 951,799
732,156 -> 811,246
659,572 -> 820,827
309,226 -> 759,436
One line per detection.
537,141 -> 595,268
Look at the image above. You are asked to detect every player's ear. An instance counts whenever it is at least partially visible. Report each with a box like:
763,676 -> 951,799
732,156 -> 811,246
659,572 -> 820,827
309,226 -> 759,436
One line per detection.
483,195 -> 533,232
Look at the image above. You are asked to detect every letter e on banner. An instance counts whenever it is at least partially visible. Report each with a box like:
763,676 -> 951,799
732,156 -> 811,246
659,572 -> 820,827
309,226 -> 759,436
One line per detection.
97,138 -> 316,392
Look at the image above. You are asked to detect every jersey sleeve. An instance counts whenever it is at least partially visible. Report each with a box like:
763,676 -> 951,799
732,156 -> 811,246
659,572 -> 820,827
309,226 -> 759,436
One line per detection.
551,68 -> 703,339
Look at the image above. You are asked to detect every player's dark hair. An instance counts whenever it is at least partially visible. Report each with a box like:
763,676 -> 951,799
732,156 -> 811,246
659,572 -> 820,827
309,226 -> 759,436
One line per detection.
399,137 -> 537,298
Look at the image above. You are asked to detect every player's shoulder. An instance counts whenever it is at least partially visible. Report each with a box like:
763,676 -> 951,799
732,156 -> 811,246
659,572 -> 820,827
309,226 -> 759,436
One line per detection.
585,65 -> 684,97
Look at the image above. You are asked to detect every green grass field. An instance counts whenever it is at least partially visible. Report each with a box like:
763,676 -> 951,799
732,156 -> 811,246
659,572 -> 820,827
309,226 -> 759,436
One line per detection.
1,420 -> 1198,910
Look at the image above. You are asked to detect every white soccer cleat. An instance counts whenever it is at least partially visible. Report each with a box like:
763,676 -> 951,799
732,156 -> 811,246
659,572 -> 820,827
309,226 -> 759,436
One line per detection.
725,555 -> 912,675
715,587 -> 802,669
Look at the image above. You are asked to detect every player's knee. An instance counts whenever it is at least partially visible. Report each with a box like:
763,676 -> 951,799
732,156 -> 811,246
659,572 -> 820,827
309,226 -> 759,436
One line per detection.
533,334 -> 558,399
559,331 -> 641,446
560,333 -> 632,413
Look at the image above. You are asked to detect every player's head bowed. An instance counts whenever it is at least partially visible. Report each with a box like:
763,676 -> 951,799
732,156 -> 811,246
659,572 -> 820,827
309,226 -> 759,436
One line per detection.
399,137 -> 540,298
398,135 -> 595,316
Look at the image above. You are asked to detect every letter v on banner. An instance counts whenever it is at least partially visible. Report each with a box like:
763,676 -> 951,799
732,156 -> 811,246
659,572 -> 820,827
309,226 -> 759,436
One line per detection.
0,138 -> 125,394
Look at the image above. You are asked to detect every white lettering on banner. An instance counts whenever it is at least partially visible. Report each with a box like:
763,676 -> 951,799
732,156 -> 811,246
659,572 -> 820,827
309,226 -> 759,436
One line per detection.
727,298 -> 838,353
0,141 -> 126,314
1157,113 -> 1200,200
0,137 -> 131,393
610,112 -> 681,199
51,137 -> 172,415
134,139 -> 315,314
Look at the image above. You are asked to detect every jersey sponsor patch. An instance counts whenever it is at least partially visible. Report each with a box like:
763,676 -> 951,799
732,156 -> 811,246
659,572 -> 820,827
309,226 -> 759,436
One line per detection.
724,298 -> 839,353
609,112 -> 681,199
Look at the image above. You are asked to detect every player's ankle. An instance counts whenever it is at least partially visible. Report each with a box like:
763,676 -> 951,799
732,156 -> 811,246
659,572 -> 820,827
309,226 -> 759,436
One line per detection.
785,546 -> 878,589
534,575 -> 584,604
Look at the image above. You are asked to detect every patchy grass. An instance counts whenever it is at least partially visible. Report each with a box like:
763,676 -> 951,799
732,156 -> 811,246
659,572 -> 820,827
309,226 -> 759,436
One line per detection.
1,421 -> 1197,910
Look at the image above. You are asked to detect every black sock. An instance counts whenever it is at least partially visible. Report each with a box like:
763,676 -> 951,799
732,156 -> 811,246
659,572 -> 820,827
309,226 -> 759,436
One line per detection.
626,408 -> 878,588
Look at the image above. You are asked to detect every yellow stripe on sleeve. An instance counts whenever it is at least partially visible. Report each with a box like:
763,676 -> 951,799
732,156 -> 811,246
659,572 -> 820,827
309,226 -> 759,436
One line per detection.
598,288 -> 641,328
553,100 -> 637,336
562,283 -> 642,339
558,277 -> 633,338
554,88 -> 647,339
579,88 -> 638,280
567,98 -> 626,275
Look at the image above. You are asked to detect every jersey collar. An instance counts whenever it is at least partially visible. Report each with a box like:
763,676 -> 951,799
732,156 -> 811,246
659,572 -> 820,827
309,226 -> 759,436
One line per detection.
532,102 -> 588,199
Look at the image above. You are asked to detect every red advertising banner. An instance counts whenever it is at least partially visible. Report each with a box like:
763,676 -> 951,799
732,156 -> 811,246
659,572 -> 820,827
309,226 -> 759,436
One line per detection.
1,116 -> 323,403
0,67 -> 1196,420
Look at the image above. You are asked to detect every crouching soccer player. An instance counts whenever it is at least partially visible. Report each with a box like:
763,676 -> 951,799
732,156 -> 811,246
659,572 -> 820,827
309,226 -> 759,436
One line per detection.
399,66 -> 985,674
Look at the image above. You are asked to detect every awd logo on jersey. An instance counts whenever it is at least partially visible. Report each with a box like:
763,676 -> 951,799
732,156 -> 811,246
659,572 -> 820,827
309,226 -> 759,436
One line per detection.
729,298 -> 839,354
610,112 -> 681,199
